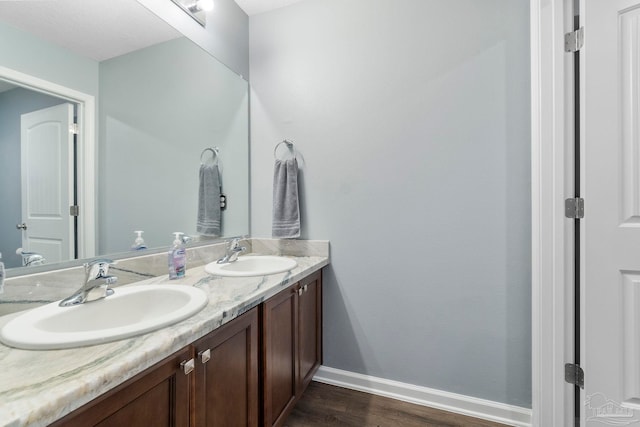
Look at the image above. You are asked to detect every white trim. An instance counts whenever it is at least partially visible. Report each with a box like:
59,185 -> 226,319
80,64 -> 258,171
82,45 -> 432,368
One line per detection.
75,97 -> 96,259
314,366 -> 532,427
530,0 -> 574,426
0,66 -> 96,259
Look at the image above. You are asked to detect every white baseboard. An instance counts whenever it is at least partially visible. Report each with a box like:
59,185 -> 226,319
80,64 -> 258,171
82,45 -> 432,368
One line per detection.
313,366 -> 532,427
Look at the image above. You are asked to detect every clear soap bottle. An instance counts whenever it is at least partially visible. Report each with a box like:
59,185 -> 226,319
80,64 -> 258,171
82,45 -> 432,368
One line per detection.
131,230 -> 147,250
168,232 -> 186,279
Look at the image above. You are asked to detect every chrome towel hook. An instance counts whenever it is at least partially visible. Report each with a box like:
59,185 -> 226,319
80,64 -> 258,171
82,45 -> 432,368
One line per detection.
200,147 -> 219,164
274,139 -> 295,159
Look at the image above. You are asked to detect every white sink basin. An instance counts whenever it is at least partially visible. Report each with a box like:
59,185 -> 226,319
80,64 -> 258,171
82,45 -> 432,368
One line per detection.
0,285 -> 208,350
205,255 -> 297,277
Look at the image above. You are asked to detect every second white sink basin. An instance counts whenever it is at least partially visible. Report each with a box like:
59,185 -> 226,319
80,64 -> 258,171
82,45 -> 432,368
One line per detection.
0,285 -> 208,350
205,255 -> 297,277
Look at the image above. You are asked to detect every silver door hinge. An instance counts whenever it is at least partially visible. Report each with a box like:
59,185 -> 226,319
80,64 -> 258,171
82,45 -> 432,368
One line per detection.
565,198 -> 584,219
565,363 -> 584,389
70,205 -> 79,217
69,123 -> 78,135
565,27 -> 584,53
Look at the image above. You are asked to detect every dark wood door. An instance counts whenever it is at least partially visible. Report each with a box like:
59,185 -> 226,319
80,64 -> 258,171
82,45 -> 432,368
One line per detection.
50,346 -> 193,427
297,270 -> 322,393
261,285 -> 298,427
193,307 -> 258,427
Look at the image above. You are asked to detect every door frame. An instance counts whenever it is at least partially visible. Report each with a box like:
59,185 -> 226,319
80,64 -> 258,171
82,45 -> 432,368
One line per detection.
0,65 -> 96,260
531,0 -> 576,425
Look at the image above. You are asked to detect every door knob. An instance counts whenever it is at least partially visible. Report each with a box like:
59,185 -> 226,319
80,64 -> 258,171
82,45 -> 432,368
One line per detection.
16,223 -> 27,230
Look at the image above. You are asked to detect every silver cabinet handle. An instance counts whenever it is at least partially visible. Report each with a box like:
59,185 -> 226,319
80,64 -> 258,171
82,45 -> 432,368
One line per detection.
181,358 -> 195,375
16,223 -> 27,230
298,288 -> 303,296
199,349 -> 211,364
304,284 -> 308,293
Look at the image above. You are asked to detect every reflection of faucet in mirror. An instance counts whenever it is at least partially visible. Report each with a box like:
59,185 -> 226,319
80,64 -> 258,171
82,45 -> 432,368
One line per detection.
59,259 -> 118,307
16,249 -> 46,267
217,238 -> 246,264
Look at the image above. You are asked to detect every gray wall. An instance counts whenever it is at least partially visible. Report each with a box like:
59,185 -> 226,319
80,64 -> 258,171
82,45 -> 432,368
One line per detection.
0,21 -> 99,97
249,0 -> 531,407
99,37 -> 249,254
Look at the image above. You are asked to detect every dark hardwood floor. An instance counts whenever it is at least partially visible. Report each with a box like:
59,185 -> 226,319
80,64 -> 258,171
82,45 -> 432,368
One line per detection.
283,382 -> 511,427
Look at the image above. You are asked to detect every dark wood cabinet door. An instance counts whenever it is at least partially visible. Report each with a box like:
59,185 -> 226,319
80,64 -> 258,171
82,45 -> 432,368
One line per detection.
193,308 -> 259,427
50,346 -> 193,427
297,270 -> 322,393
261,285 -> 298,427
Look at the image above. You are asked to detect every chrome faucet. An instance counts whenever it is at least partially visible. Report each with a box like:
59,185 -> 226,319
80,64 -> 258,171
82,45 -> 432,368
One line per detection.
217,238 -> 246,264
59,259 -> 118,307
16,249 -> 46,267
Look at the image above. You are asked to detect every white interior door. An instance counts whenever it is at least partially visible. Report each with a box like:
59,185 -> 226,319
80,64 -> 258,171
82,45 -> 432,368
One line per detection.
20,103 -> 75,264
582,0 -> 640,424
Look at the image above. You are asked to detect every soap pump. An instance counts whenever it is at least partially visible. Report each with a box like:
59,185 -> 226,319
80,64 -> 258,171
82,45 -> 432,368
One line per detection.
131,230 -> 147,250
168,232 -> 186,279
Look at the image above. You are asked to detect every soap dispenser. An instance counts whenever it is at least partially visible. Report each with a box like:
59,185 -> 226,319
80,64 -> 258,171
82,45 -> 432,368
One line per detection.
168,232 -> 186,279
131,230 -> 147,250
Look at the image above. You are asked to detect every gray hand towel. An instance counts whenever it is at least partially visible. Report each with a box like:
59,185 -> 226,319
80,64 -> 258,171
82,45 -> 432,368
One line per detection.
197,163 -> 221,236
272,158 -> 300,238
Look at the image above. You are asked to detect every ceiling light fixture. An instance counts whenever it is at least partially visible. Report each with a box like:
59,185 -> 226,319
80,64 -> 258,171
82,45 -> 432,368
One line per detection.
171,0 -> 214,27
195,0 -> 214,12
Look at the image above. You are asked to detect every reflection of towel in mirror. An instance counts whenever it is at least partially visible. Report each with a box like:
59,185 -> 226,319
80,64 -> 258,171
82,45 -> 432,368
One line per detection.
272,158 -> 300,238
197,163 -> 221,236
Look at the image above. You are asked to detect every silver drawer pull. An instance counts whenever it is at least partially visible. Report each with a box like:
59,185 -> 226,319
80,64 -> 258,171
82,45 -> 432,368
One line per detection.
298,288 -> 303,296
181,358 -> 195,375
199,349 -> 211,364
304,284 -> 308,293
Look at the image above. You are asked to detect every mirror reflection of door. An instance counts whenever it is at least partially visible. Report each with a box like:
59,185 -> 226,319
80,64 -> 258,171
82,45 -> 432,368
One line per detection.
0,82 -> 78,268
20,103 -> 76,266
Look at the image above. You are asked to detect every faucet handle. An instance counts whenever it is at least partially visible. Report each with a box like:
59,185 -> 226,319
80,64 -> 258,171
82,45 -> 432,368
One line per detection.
84,258 -> 115,279
229,238 -> 246,251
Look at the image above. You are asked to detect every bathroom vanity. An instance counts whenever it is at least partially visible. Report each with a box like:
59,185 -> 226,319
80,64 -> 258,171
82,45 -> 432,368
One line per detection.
0,239 -> 329,427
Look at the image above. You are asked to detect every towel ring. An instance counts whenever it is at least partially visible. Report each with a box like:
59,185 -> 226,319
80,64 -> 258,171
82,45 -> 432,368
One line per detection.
200,147 -> 219,164
274,140 -> 295,159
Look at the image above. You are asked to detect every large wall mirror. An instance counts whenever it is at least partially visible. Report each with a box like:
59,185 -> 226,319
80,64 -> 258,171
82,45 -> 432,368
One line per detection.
0,0 -> 249,272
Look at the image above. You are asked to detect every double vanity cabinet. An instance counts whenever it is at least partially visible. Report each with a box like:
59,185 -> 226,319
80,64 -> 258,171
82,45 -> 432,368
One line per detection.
49,270 -> 322,427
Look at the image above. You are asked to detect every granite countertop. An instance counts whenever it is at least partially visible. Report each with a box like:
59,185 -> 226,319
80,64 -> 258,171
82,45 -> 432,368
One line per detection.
0,240 -> 329,427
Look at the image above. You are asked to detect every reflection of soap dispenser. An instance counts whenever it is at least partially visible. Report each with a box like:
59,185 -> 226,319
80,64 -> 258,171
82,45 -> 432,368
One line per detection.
131,230 -> 147,250
168,232 -> 186,279
0,252 -> 4,294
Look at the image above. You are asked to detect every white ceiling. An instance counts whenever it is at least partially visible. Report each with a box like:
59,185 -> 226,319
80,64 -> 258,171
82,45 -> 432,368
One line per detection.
233,0 -> 306,16
0,0 -> 181,62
